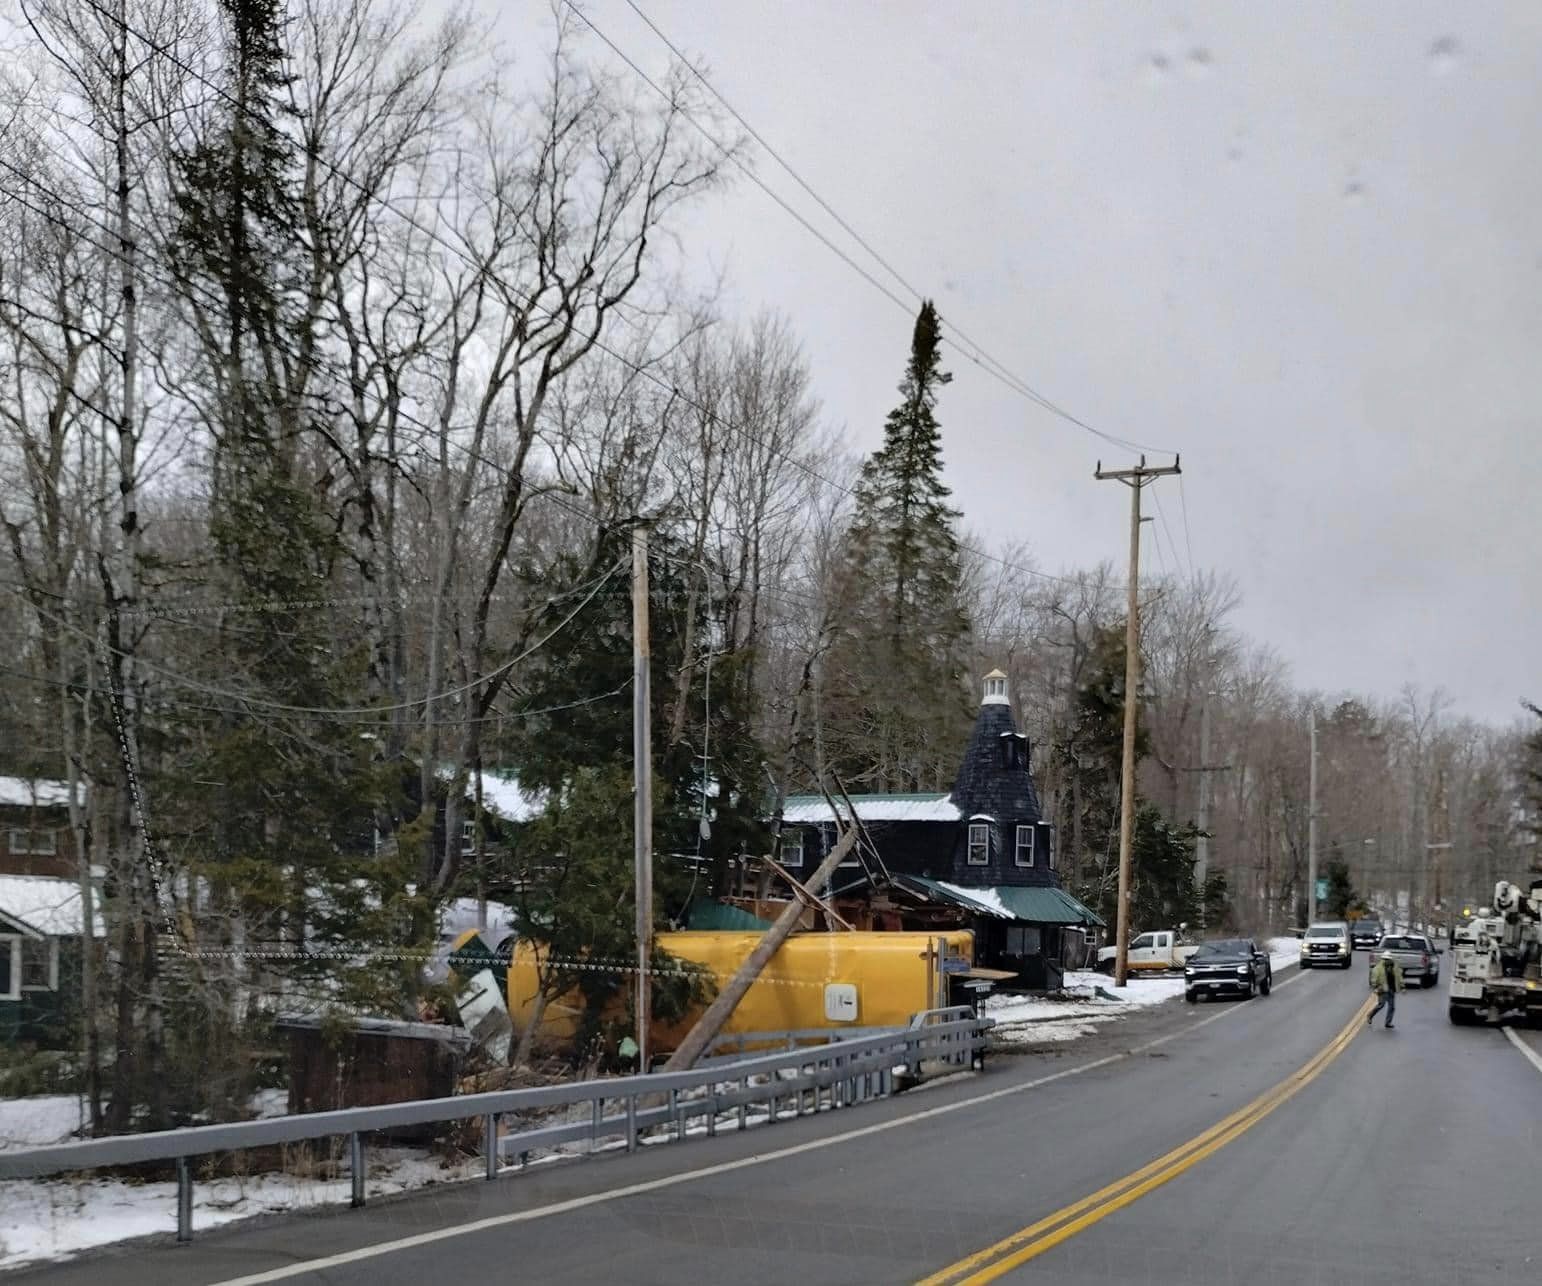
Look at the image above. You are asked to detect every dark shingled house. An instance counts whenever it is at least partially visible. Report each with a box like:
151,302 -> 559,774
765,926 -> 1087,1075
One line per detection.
775,670 -> 1103,988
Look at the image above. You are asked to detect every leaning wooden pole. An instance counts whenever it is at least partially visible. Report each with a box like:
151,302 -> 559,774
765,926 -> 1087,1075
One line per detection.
661,824 -> 859,1072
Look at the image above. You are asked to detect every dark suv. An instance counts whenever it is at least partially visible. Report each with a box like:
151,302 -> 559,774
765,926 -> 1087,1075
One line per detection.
1184,938 -> 1273,1002
1350,919 -> 1384,951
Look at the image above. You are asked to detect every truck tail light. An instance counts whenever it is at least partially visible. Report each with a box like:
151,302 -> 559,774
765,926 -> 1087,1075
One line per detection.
1421,954 -> 1430,967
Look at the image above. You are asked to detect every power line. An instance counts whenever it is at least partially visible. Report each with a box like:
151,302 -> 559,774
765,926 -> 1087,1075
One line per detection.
0,560 -> 625,718
610,0 -> 1168,456
1177,472 -> 1198,581
40,0 -> 1129,602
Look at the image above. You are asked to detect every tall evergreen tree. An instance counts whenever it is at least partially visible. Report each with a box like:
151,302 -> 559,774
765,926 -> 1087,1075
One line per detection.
155,1 -> 412,1094
825,301 -> 971,791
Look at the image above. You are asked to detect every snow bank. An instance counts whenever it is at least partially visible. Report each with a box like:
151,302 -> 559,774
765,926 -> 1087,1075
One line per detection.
0,1148 -> 481,1269
0,1096 -> 87,1152
1267,938 -> 1302,972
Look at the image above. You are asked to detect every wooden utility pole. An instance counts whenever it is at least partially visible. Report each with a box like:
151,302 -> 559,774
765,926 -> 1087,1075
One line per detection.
1195,690 -> 1212,913
1308,709 -> 1320,923
663,824 -> 859,1072
1095,455 -> 1181,987
632,523 -> 653,1070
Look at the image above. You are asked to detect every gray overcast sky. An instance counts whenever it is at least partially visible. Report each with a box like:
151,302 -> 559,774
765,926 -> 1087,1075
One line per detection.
495,2 -> 1540,724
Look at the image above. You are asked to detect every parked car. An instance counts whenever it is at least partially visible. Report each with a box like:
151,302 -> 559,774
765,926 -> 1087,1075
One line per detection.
1096,927 -> 1200,973
1371,933 -> 1442,988
1184,938 -> 1273,1002
1298,921 -> 1353,969
1349,918 -> 1384,951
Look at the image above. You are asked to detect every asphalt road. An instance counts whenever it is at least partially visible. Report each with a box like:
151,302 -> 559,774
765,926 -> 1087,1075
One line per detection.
13,961 -> 1539,1286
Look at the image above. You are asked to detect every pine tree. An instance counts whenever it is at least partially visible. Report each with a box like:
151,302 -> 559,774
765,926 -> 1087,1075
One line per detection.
825,301 -> 971,791
1056,623 -> 1149,905
155,1 -> 413,1080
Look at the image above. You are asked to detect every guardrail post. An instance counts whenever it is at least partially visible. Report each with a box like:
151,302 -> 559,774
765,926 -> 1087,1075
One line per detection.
591,1096 -> 603,1150
669,1089 -> 681,1141
484,1114 -> 500,1180
706,1089 -> 718,1138
176,1156 -> 193,1242
350,1132 -> 366,1208
737,1078 -> 748,1131
625,1095 -> 638,1152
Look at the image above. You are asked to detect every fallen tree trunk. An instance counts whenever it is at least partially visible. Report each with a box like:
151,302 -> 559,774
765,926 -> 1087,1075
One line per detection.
661,824 -> 859,1071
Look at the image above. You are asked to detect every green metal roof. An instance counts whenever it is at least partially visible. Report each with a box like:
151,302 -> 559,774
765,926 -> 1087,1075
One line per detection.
992,885 -> 1106,928
682,900 -> 774,932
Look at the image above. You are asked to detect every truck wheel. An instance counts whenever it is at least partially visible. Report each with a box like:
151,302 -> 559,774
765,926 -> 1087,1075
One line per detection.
1340,957 -> 1352,970
1185,990 -> 1197,1004
1421,975 -> 1435,990
1448,1004 -> 1473,1026
1260,973 -> 1271,996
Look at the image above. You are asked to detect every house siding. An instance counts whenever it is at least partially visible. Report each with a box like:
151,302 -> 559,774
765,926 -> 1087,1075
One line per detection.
0,806 -> 78,879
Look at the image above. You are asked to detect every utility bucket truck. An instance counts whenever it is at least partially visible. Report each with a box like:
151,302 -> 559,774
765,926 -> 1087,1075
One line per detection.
1447,878 -> 1542,1025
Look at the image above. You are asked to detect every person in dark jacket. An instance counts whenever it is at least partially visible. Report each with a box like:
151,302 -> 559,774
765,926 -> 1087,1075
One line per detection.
1368,951 -> 1403,1028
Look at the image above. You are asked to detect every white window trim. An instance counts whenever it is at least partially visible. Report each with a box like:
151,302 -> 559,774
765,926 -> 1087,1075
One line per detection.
460,818 -> 477,856
7,828 -> 57,856
779,829 -> 804,869
1015,824 -> 1035,868
0,936 -> 19,1001
1043,822 -> 1056,870
20,938 -> 58,992
967,822 -> 990,866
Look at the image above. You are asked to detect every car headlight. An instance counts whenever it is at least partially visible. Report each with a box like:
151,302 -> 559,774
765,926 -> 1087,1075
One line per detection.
1184,968 -> 1195,977
1236,966 -> 1251,977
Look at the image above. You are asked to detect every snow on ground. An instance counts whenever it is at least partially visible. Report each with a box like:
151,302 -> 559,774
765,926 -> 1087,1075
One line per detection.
0,1147 -> 482,1269
1268,938 -> 1303,972
0,1096 -> 87,1153
983,968 -> 1186,1048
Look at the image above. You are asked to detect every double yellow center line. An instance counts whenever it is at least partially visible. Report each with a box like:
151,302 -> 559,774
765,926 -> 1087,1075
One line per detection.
918,995 -> 1374,1285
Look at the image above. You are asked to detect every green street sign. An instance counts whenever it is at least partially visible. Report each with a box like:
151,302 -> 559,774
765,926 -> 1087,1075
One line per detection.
1315,878 -> 1329,901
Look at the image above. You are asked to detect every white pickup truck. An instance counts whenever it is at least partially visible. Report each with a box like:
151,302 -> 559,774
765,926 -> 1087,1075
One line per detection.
1096,928 -> 1200,973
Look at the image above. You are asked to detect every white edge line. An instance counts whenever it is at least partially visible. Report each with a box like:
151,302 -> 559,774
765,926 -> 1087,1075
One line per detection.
209,966 -> 1315,1285
1502,1025 -> 1542,1077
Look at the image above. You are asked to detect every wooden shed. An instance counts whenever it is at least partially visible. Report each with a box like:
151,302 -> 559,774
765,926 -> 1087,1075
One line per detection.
275,1015 -> 471,1138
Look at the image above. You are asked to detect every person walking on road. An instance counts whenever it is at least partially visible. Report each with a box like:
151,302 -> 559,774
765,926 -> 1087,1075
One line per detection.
1368,950 -> 1403,1029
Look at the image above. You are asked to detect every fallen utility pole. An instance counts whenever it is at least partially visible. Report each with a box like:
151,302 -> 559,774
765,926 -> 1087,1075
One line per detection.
761,856 -> 856,930
1094,454 -> 1181,987
662,822 -> 859,1072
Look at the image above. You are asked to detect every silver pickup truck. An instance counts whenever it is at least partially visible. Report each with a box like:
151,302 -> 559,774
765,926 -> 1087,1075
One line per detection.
1370,932 -> 1442,988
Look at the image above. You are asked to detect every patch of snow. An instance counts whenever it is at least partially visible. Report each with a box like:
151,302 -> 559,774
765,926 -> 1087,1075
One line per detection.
0,1147 -> 481,1269
246,1089 -> 289,1121
0,1096 -> 87,1152
0,877 -> 103,937
1267,937 -> 1302,972
935,881 -> 1013,918
780,795 -> 961,824
0,777 -> 77,809
993,1018 -> 1115,1045
1061,970 -> 1188,1005
472,772 -> 544,823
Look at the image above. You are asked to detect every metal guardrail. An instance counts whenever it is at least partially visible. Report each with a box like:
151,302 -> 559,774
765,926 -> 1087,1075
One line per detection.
0,1010 -> 991,1244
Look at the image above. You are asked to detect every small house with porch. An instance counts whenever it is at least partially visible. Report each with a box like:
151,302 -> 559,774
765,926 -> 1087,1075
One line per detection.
772,670 -> 1103,989
0,875 -> 100,1045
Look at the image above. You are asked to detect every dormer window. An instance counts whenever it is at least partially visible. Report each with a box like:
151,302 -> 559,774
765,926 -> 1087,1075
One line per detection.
967,821 -> 990,865
981,669 -> 1008,706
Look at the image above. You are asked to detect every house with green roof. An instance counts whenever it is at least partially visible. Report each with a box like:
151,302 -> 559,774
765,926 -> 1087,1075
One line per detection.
771,670 -> 1103,988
